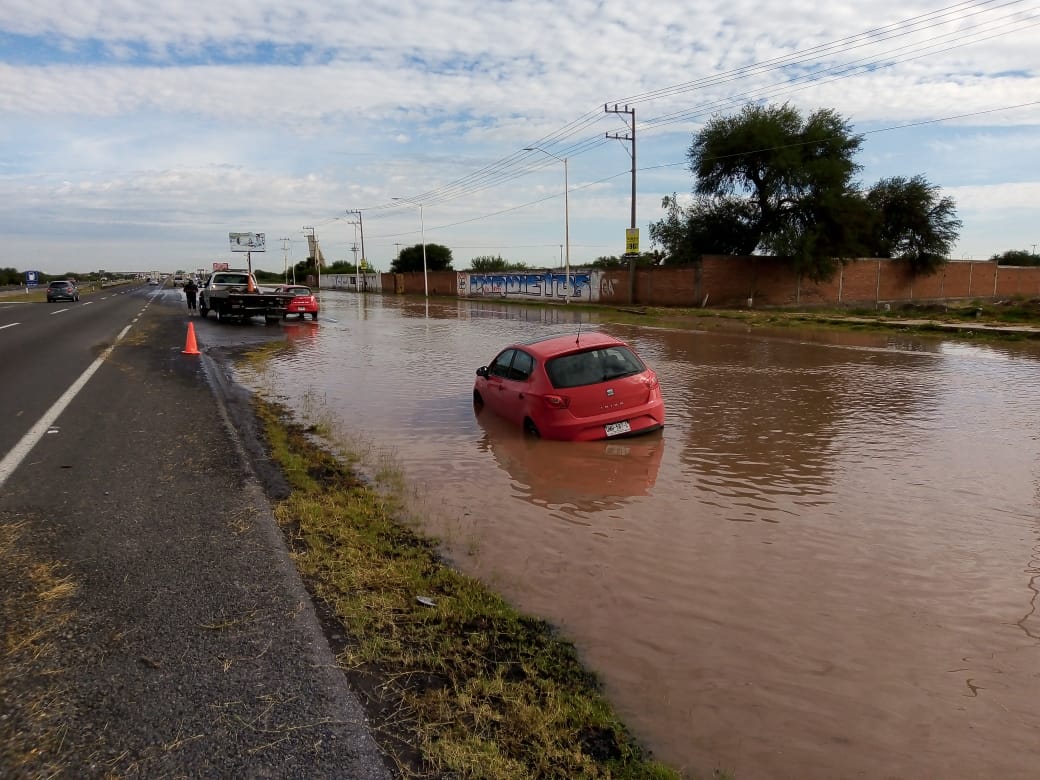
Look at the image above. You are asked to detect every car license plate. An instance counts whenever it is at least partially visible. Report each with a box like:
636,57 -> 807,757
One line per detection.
604,420 -> 631,437
295,306 -> 306,311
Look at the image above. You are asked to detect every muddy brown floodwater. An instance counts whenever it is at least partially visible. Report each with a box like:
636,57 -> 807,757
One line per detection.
238,291 -> 1040,779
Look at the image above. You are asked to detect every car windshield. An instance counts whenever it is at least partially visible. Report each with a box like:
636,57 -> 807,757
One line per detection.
545,346 -> 645,389
213,274 -> 250,285
49,282 -> 70,288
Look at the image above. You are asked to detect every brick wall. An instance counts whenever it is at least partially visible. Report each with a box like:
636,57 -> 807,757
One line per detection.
388,258 -> 1040,308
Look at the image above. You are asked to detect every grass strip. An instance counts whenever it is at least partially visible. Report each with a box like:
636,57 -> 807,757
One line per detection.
254,396 -> 680,779
0,520 -> 77,775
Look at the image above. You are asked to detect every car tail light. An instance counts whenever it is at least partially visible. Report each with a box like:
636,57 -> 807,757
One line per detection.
642,371 -> 660,390
543,394 -> 570,409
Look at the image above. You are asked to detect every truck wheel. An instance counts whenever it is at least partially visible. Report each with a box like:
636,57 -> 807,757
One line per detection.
199,306 -> 208,318
216,308 -> 225,322
265,315 -> 279,324
311,312 -> 318,321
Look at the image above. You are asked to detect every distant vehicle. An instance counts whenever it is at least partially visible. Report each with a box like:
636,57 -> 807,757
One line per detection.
148,277 -> 159,286
473,331 -> 665,441
46,280 -> 80,302
273,285 -> 319,320
172,275 -> 186,287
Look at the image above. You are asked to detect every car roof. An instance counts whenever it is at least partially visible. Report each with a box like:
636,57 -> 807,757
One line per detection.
510,331 -> 624,358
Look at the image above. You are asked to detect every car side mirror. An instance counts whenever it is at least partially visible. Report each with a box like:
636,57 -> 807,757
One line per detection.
476,366 -> 488,378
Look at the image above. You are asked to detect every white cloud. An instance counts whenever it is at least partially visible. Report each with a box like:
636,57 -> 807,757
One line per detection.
0,0 -> 1037,273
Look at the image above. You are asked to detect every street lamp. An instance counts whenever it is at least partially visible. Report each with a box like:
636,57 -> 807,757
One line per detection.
524,146 -> 569,303
392,196 -> 428,297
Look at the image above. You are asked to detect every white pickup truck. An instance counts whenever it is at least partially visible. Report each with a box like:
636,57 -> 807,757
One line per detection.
198,271 -> 296,323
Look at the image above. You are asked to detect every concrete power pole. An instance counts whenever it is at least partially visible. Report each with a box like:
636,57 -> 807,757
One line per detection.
280,237 -> 290,283
345,209 -> 367,291
606,103 -> 637,302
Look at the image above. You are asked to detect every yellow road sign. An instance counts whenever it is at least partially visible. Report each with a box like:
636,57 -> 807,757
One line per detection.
625,228 -> 640,255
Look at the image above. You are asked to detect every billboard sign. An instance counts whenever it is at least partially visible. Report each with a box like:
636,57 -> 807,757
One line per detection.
213,262 -> 229,271
25,270 -> 40,287
229,232 -> 265,252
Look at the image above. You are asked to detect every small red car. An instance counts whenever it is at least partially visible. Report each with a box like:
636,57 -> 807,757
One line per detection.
274,285 -> 319,320
474,331 -> 665,441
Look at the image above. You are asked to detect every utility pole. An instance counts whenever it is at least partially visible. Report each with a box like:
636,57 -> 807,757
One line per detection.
606,103 -> 637,303
345,209 -> 367,291
302,226 -> 320,290
605,103 -> 636,232
280,237 -> 290,283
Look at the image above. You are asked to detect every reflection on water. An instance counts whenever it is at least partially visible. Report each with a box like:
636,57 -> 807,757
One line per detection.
474,406 -> 664,515
240,291 -> 1040,779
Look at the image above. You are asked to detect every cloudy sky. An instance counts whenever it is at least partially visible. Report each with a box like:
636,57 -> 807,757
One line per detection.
2,0 -> 1038,275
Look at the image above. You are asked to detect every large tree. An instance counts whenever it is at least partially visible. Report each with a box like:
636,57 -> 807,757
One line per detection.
653,102 -> 961,279
865,175 -> 962,274
391,243 -> 454,273
687,102 -> 864,279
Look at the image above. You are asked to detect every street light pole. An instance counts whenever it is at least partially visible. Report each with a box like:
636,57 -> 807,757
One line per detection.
392,196 -> 428,297
524,147 -> 569,303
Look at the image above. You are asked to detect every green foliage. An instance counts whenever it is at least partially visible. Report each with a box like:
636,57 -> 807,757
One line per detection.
468,255 -> 529,272
991,249 -> 1040,266
325,259 -> 375,273
649,193 -> 759,264
391,243 -> 454,273
865,175 -> 962,274
653,102 -> 962,280
589,252 -> 663,269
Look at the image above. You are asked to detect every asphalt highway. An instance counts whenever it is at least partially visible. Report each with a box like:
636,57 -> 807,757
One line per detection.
0,287 -> 392,778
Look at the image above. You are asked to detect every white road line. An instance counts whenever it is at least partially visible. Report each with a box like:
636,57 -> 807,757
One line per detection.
0,323 -> 19,330
82,301 -> 93,306
0,305 -> 148,490
50,308 -> 69,314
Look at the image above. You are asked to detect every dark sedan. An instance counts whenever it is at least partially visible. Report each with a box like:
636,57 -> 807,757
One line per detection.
47,280 -> 80,302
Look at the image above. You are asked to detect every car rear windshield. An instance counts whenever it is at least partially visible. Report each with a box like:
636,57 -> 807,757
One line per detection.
212,274 -> 250,285
545,346 -> 645,389
49,281 -> 71,288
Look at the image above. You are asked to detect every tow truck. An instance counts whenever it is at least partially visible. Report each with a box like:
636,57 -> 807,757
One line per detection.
198,271 -> 296,323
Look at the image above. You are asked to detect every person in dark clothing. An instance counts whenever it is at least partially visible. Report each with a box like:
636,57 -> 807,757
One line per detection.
183,278 -> 199,312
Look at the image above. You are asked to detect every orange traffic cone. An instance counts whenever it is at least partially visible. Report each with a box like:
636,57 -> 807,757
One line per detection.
182,321 -> 201,355
247,275 -> 257,293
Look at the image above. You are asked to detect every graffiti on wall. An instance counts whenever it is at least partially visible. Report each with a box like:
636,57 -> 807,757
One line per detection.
458,271 -> 598,302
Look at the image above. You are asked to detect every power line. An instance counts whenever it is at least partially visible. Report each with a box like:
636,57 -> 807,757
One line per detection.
363,99 -> 1039,242
368,0 -> 1037,213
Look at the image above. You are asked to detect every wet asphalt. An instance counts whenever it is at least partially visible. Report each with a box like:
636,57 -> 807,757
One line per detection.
0,294 -> 393,778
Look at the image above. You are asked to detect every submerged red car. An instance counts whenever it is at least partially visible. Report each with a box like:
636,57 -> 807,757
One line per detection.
474,331 -> 665,441
274,285 -> 319,320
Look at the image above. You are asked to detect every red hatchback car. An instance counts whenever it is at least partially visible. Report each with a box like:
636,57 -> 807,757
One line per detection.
274,285 -> 319,320
474,331 -> 665,441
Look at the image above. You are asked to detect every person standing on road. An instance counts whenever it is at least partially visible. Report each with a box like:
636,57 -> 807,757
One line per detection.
184,278 -> 199,312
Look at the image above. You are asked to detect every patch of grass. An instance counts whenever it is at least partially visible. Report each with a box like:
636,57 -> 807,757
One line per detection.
0,521 -> 78,776
254,397 -> 680,779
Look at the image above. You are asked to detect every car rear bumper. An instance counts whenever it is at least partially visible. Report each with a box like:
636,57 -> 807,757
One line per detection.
536,402 -> 666,442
